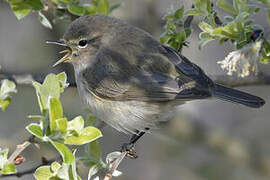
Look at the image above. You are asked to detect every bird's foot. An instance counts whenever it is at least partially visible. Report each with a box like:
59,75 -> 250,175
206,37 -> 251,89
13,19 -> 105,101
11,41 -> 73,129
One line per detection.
121,143 -> 138,159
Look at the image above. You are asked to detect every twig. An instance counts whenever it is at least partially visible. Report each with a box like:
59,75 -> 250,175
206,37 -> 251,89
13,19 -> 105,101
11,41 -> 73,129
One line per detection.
210,72 -> 270,87
1,71 -> 270,88
104,151 -> 127,180
7,141 -> 31,164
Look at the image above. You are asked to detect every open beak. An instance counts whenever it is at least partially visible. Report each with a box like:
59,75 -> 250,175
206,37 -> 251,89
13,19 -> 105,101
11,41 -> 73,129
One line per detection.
46,39 -> 72,67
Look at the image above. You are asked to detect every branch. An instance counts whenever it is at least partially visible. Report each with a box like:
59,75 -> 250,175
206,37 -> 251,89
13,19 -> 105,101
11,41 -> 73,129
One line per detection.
210,72 -> 270,87
104,152 -> 127,180
1,71 -> 270,88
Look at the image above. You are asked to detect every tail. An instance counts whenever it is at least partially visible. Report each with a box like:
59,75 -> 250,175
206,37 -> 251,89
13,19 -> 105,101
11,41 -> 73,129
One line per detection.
212,84 -> 265,108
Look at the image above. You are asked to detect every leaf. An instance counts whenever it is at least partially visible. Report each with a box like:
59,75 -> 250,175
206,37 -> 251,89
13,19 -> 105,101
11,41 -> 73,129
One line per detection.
86,140 -> 102,162
106,151 -> 121,164
174,6 -> 184,19
34,166 -> 53,180
49,97 -> 63,132
97,0 -> 109,15
38,12 -> 52,29
216,0 -> 237,14
0,98 -> 11,111
56,118 -> 68,134
199,22 -> 213,32
57,72 -> 69,92
51,161 -> 61,173
9,3 -> 32,20
24,0 -> 43,10
2,163 -> 16,175
88,164 -> 99,180
26,123 -> 43,138
0,80 -> 17,99
68,5 -> 85,16
109,3 -> 122,13
83,4 -> 97,14
67,116 -> 84,134
50,141 -> 74,164
38,74 -> 61,111
184,9 -> 203,16
64,126 -> 102,145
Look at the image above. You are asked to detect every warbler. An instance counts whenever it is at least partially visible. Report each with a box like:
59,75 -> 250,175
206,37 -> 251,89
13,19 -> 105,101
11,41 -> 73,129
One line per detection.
48,15 -> 265,149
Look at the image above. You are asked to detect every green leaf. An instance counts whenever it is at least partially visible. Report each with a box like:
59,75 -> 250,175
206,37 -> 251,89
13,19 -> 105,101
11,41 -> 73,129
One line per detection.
0,80 -> 17,99
68,5 -> 85,16
50,141 -> 74,164
51,161 -> 61,173
2,163 -> 16,175
0,98 -> 11,111
38,12 -> 52,29
175,31 -> 186,43
97,0 -> 109,15
24,0 -> 43,10
83,4 -> 97,14
34,166 -> 53,180
26,123 -> 43,138
110,3 -> 122,13
67,116 -> 84,134
56,118 -> 68,134
49,97 -> 63,132
9,3 -> 32,20
199,22 -> 213,32
216,0 -> 237,14
38,74 -> 61,111
87,140 -> 102,161
184,9 -> 203,16
56,72 -> 69,92
64,126 -> 102,145
174,6 -> 184,19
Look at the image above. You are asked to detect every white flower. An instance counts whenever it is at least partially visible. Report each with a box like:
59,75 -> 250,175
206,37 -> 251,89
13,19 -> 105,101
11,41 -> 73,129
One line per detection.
217,40 -> 263,77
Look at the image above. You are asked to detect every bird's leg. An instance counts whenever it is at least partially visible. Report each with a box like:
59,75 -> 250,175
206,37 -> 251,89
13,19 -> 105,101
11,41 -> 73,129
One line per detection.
121,131 -> 146,159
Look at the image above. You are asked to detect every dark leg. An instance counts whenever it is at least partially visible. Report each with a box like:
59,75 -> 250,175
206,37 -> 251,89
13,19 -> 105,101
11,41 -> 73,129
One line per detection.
121,131 -> 147,159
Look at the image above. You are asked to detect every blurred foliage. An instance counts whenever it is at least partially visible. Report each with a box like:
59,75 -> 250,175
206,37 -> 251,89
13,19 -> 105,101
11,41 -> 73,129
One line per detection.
160,0 -> 270,77
6,0 -> 122,29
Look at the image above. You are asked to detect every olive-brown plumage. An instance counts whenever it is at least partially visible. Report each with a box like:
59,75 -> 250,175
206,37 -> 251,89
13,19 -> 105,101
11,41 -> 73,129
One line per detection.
55,15 -> 265,134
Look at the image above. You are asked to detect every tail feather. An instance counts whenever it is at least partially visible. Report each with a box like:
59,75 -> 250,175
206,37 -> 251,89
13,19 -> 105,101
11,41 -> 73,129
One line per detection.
212,84 -> 265,108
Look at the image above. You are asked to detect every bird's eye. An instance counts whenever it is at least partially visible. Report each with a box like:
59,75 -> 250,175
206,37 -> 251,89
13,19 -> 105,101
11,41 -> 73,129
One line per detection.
78,40 -> 88,48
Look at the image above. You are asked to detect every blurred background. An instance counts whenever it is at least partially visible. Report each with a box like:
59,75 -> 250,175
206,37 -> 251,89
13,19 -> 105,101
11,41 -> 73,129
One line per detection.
0,0 -> 269,179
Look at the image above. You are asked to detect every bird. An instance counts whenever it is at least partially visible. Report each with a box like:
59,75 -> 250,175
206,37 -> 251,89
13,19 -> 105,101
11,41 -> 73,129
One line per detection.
48,14 -> 265,155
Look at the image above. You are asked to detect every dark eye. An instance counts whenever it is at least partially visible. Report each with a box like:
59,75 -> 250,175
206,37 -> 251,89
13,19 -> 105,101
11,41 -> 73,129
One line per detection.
78,40 -> 88,48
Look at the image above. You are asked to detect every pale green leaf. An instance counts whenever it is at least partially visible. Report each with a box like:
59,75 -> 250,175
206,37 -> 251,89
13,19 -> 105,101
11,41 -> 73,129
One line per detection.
97,0 -> 109,15
38,12 -> 52,29
26,123 -> 43,138
199,22 -> 213,32
50,141 -> 74,164
0,98 -> 11,111
2,163 -> 16,175
56,118 -> 67,134
216,0 -> 237,14
34,166 -> 53,180
68,5 -> 85,16
64,127 -> 102,145
184,9 -> 203,16
51,161 -> 61,173
0,80 -> 17,99
83,4 -> 97,14
10,3 -> 32,20
67,116 -> 84,134
49,97 -> 63,132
